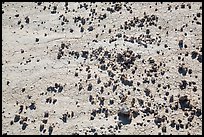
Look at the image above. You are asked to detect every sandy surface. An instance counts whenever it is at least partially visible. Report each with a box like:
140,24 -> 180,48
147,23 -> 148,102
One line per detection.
2,2 -> 202,135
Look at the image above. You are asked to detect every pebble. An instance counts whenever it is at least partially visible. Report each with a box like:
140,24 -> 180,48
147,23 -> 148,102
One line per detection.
87,26 -> 94,31
14,114 -> 20,122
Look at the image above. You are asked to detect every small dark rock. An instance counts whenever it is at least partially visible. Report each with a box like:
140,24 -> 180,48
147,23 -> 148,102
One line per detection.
137,98 -> 144,106
144,88 -> 151,96
162,126 -> 166,133
14,114 -> 20,122
44,111 -> 49,118
178,40 -> 183,49
195,108 -> 202,117
22,123 -> 28,130
191,51 -> 198,59
71,111 -> 74,118
154,116 -> 162,125
90,115 -> 94,120
169,95 -> 174,103
87,83 -> 92,91
58,86 -> 63,92
48,126 -> 53,135
179,80 -> 187,90
29,102 -> 36,110
197,54 -> 202,63
81,18 -> 86,25
40,124 -> 44,132
36,38 -> 39,42
62,114 -> 67,123
188,115 -> 194,122
87,26 -> 94,31
25,16 -> 29,24
10,120 -> 14,125
42,119 -> 48,124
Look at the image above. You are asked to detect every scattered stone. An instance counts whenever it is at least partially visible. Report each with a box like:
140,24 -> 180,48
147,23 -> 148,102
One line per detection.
22,123 -> 28,130
25,16 -> 29,24
88,26 -> 94,31
162,126 -> 166,133
44,111 -> 49,118
14,114 -> 20,122
48,126 -> 53,135
87,83 -> 93,91
40,124 -> 44,132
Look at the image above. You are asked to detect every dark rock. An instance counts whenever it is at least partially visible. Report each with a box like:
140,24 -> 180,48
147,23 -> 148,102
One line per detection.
81,18 -> 86,25
179,95 -> 191,109
90,115 -> 94,120
36,38 -> 39,42
53,99 -> 57,104
40,124 -> 44,132
137,98 -> 144,106
87,73 -> 91,79
100,64 -> 107,70
25,16 -> 29,24
162,126 -> 166,132
197,54 -> 202,63
118,105 -> 132,125
58,86 -> 63,92
80,27 -> 84,33
179,80 -> 187,90
75,72 -> 78,77
181,4 -> 185,9
48,126 -> 53,135
10,120 -> 14,125
169,95 -> 174,103
51,10 -> 57,14
22,88 -> 25,92
88,26 -> 94,31
72,132 -> 79,135
22,123 -> 28,130
99,97 -> 105,106
44,111 -> 49,118
108,70 -> 115,77
191,51 -> 198,59
42,119 -> 48,124
195,108 -> 202,117
154,116 -> 162,125
46,97 -> 52,103
78,83 -> 83,91
29,102 -> 36,110
100,86 -> 104,93
146,29 -> 150,34
89,95 -> 93,102
178,66 -> 187,76
116,53 -> 124,63
120,76 -> 133,86
71,111 -> 74,118
19,105 -> 23,114
87,83 -> 92,91
109,99 -> 114,105
112,85 -> 117,92
179,95 -> 188,102
116,33 -> 122,38
81,51 -> 89,58
97,78 -> 101,84
188,115 -> 194,122
132,110 -> 139,118
62,114 -> 67,123
178,40 -> 183,49
144,88 -> 151,96
170,120 -> 176,128
14,114 -> 20,122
